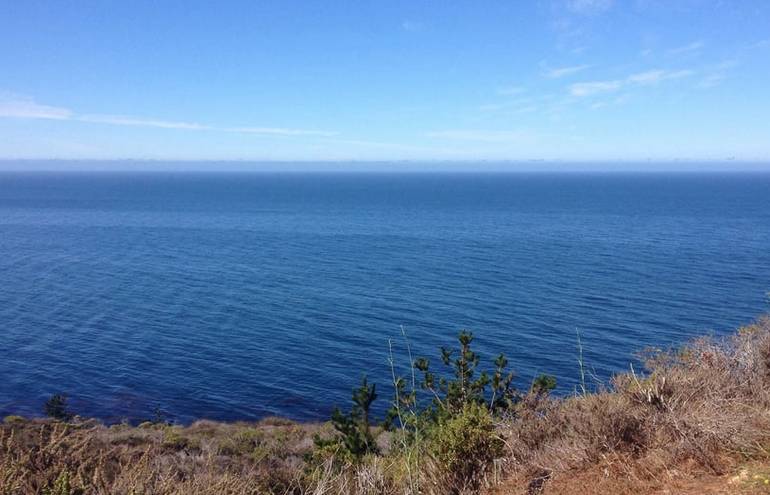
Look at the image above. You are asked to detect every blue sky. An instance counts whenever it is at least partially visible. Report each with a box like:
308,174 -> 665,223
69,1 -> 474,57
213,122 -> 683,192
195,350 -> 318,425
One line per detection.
1,0 -> 769,162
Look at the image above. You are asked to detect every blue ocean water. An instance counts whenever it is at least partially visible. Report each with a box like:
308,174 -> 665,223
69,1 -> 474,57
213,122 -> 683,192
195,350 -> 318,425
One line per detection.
1,171 -> 769,424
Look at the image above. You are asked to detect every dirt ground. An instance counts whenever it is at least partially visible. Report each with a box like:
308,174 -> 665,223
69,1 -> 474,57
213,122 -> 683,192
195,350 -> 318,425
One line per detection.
491,462 -> 770,495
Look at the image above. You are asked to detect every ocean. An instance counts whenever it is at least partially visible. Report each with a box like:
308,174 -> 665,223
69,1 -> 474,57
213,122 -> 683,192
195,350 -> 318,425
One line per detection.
1,171 -> 769,423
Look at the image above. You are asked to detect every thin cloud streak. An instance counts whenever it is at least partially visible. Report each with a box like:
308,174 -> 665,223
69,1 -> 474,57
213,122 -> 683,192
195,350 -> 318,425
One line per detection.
479,101 -> 538,114
228,127 -> 338,137
497,86 -> 526,96
0,93 -> 336,138
697,73 -> 726,89
566,0 -> 613,14
569,80 -> 623,96
667,41 -> 704,55
401,20 -> 424,32
569,68 -> 694,96
543,64 -> 591,78
0,93 -> 72,120
78,115 -> 210,130
627,69 -> 694,85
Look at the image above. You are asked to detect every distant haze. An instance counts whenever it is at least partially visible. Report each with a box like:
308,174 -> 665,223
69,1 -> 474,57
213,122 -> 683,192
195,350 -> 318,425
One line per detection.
0,160 -> 769,173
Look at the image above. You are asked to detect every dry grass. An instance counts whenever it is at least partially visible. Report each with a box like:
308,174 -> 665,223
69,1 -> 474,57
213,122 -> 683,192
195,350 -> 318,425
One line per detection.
498,315 -> 770,494
0,414 -> 465,494
0,417 -> 329,494
3,316 -> 770,494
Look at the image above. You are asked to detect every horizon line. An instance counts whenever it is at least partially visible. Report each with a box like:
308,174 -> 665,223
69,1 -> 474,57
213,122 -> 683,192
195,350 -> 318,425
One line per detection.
1,158 -> 769,163
1,158 -> 770,174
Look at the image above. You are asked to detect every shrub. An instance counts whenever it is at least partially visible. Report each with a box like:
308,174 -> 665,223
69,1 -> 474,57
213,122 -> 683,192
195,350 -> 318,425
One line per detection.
530,374 -> 557,395
218,427 -> 266,458
413,331 -> 519,417
428,401 -> 504,491
3,415 -> 25,424
149,406 -> 170,425
43,470 -> 81,495
314,375 -> 379,461
44,394 -> 72,421
161,426 -> 199,451
383,330 -> 522,441
378,329 -> 529,491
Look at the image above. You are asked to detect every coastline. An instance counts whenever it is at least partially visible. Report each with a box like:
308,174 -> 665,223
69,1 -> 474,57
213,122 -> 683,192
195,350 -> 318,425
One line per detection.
4,315 -> 770,494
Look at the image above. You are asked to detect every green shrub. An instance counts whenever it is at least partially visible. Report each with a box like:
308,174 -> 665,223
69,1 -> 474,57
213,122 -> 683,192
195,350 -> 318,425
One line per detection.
428,401 -> 504,490
324,329 -> 546,489
388,330 -> 519,431
149,406 -> 169,425
43,470 -> 81,495
3,415 -> 25,424
419,331 -> 518,415
531,374 -> 557,395
161,426 -> 199,450
44,394 -> 73,421
313,375 -> 379,461
218,428 -> 267,459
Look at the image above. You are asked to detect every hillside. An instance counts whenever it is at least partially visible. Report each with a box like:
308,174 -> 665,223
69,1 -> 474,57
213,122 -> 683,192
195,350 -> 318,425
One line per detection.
2,316 -> 770,494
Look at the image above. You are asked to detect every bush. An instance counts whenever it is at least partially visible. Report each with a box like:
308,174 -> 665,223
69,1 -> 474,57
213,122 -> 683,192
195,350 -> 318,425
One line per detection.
313,375 -> 379,462
43,470 -> 81,495
218,428 -> 267,458
530,374 -> 557,395
44,394 -> 72,421
161,426 -> 199,451
3,415 -> 25,424
381,330 -> 534,489
412,330 -> 519,417
428,401 -> 504,491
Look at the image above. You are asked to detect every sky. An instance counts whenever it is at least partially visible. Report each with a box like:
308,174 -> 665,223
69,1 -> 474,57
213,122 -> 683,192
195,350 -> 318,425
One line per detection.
1,0 -> 769,164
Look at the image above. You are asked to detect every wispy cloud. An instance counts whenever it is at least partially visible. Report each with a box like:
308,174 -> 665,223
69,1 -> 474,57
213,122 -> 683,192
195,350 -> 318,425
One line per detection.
0,92 -> 72,120
426,129 -> 535,143
0,92 -> 336,137
566,0 -> 613,14
627,69 -> 693,85
692,60 -> 737,90
479,101 -> 537,114
78,114 -> 210,130
226,127 -> 338,137
589,94 -> 628,110
569,80 -> 623,96
694,60 -> 738,90
713,59 -> 739,71
401,20 -> 423,32
667,40 -> 704,55
478,103 -> 508,112
497,86 -> 526,96
697,73 -> 726,89
79,117 -> 336,137
548,0 -> 610,55
543,64 -> 591,78
569,68 -> 694,96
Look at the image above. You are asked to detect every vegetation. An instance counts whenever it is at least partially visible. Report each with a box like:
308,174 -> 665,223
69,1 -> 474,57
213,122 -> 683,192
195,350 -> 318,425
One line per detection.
2,316 -> 770,494
313,376 -> 380,461
43,395 -> 72,422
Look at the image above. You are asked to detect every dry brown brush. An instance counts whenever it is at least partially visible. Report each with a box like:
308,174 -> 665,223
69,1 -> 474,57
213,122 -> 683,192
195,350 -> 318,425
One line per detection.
500,315 -> 770,493
0,418 -> 324,495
